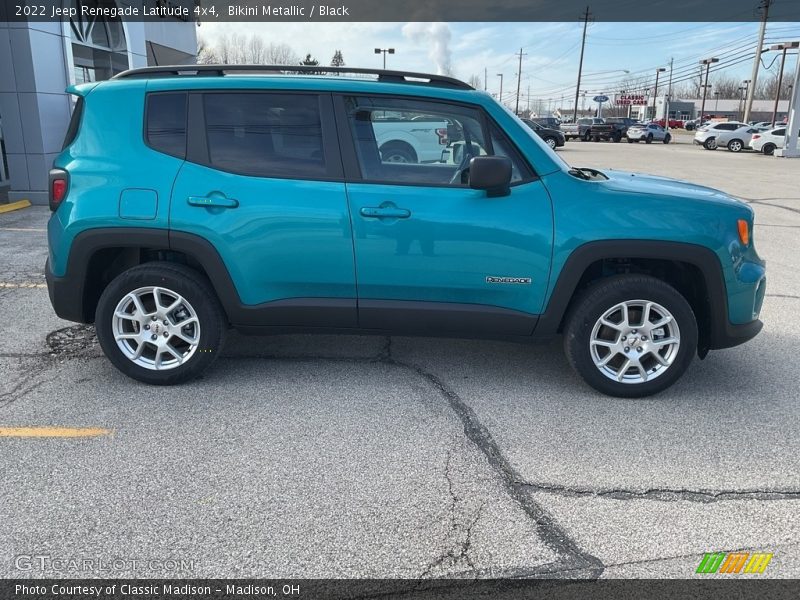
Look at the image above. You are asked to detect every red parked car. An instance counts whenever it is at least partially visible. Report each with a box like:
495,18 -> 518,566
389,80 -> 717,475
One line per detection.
652,118 -> 685,128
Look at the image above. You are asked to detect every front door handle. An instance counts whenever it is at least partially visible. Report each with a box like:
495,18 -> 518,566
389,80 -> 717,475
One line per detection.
359,206 -> 411,219
188,195 -> 239,209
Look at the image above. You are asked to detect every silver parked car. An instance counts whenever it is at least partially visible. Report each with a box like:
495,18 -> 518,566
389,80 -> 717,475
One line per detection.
626,123 -> 671,144
694,122 -> 757,151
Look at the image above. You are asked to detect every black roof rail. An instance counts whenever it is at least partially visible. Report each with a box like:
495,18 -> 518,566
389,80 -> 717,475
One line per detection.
111,64 -> 473,90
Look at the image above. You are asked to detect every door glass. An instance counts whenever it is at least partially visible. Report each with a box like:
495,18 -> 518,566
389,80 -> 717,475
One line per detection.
344,96 -> 529,186
203,93 -> 327,179
0,113 -> 8,184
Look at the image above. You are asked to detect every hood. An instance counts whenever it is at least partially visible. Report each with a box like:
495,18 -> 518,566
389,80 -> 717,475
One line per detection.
599,169 -> 747,209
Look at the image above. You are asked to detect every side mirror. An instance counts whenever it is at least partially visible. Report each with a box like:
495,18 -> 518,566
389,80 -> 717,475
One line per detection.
468,156 -> 512,197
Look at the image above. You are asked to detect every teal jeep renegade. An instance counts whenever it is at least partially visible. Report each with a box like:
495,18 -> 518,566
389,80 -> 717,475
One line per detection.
45,65 -> 766,397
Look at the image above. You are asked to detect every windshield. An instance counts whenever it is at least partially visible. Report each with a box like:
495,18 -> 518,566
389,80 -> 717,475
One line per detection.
495,101 -> 571,171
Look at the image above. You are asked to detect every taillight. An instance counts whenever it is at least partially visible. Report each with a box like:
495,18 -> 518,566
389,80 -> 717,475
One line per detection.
752,134 -> 761,140
49,168 -> 69,211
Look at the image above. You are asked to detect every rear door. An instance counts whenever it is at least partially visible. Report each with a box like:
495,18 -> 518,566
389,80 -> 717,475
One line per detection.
169,90 -> 357,327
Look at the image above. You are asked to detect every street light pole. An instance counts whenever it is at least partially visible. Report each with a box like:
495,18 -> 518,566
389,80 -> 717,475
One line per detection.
770,42 -> 799,125
374,47 -> 395,69
699,57 -> 719,123
653,67 -> 666,121
497,73 -> 504,106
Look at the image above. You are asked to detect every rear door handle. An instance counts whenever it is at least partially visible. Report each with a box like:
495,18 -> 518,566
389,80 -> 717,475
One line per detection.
359,206 -> 411,219
188,195 -> 239,209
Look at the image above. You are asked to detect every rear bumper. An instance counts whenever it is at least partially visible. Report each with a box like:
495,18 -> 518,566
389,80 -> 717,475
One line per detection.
45,258 -> 88,323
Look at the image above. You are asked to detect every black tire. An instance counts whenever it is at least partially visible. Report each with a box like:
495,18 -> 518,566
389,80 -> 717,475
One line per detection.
379,142 -> 417,164
627,137 -> 633,143
544,136 -> 558,149
563,275 -> 698,398
762,143 -> 776,155
645,134 -> 653,144
612,133 -> 622,143
95,262 -> 227,385
727,138 -> 744,153
582,130 -> 592,142
663,134 -> 671,144
704,137 -> 717,150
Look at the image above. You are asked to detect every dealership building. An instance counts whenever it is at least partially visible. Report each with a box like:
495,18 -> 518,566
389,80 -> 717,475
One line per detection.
0,3 -> 197,204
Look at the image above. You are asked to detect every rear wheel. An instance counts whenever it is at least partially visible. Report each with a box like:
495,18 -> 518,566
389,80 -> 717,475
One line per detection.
704,137 -> 717,150
563,275 -> 697,398
645,134 -> 653,144
96,262 -> 226,385
663,134 -> 671,144
627,137 -> 634,143
544,136 -> 558,149
727,139 -> 744,153
762,143 -> 776,155
582,130 -> 592,142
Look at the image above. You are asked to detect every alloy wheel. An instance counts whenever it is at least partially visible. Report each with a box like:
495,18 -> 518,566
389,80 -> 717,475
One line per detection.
589,299 -> 681,384
111,286 -> 201,370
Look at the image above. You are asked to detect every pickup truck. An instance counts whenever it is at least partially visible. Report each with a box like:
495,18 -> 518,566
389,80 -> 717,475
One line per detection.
589,117 -> 641,142
372,117 -> 449,163
562,117 -> 604,141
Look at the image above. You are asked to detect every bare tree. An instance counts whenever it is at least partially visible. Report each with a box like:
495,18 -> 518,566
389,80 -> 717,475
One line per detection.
467,74 -> 482,89
331,50 -> 345,67
199,34 -> 299,65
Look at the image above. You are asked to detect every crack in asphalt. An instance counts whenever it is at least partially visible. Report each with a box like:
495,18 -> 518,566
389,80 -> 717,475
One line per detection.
742,198 -> 800,216
766,293 -> 800,300
420,449 -> 486,578
517,481 -> 800,503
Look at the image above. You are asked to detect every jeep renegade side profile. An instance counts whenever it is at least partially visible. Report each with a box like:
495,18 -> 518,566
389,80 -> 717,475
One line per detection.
46,65 -> 766,397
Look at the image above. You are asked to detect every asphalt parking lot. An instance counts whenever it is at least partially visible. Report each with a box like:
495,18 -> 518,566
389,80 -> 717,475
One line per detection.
1,138 -> 799,580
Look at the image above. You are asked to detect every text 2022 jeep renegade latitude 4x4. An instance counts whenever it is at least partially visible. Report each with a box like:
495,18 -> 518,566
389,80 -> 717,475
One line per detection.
45,65 -> 766,397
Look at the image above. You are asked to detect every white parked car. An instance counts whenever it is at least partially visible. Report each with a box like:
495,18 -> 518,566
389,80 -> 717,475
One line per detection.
626,123 -> 671,144
693,122 -> 756,151
749,126 -> 793,155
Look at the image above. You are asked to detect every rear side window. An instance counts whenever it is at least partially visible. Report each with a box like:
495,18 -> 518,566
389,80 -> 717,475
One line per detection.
62,97 -> 84,149
202,93 -> 326,178
145,93 -> 187,158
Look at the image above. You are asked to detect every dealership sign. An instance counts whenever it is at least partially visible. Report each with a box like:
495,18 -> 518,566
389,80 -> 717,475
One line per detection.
593,95 -> 609,103
618,94 -> 648,105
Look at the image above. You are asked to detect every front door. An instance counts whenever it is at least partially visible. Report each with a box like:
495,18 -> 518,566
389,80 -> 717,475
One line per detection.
337,95 -> 553,335
169,90 -> 356,327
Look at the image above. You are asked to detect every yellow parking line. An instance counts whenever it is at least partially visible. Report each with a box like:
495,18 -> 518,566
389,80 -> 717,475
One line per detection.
0,282 -> 47,288
0,199 -> 31,214
0,426 -> 112,438
0,227 -> 46,232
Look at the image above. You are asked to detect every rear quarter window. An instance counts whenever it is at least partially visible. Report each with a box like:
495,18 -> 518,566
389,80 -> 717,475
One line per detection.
145,92 -> 188,158
62,97 -> 84,149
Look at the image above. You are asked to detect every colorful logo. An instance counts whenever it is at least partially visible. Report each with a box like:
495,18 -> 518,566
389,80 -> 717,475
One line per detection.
696,552 -> 773,574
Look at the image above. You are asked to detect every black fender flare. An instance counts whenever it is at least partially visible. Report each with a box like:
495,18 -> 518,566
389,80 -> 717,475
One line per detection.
533,240 -> 761,350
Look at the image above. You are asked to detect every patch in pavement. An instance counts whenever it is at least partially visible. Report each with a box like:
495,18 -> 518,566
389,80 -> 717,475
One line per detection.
45,324 -> 98,358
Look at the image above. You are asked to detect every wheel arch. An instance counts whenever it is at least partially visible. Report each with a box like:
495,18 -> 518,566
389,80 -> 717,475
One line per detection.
534,240 -> 736,354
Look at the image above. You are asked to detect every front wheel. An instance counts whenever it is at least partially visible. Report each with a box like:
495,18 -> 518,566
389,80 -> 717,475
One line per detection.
96,262 -> 227,385
645,134 -> 653,144
663,134 -> 671,144
544,137 -> 558,149
563,275 -> 698,398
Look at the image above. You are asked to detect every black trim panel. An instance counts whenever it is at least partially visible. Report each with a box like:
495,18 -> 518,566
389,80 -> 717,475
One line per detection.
534,240 -> 762,350
358,299 -> 538,337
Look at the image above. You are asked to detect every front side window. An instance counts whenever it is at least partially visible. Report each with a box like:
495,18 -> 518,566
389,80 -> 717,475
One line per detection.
203,93 -> 326,178
344,95 -> 531,187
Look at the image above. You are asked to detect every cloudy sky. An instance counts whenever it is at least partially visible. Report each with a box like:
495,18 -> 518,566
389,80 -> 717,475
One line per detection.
199,21 -> 800,104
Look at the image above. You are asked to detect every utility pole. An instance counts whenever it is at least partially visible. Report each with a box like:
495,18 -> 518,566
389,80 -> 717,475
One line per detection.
527,84 -> 531,113
514,47 -> 527,115
744,0 -> 771,123
573,5 -> 591,122
484,67 -> 487,91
